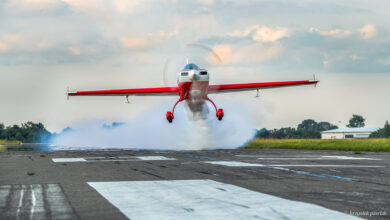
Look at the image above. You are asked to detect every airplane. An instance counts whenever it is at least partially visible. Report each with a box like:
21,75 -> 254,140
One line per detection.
67,62 -> 319,123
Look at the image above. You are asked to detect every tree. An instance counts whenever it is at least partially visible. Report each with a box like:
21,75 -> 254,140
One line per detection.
347,114 -> 365,128
370,120 -> 390,138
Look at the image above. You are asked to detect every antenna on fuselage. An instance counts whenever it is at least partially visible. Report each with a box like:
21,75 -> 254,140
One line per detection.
186,58 -> 189,64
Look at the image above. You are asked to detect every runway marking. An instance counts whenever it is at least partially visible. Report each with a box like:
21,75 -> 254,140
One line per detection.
52,156 -> 176,163
204,161 -> 360,181
321,156 -> 380,160
205,161 -> 383,168
0,184 -> 77,220
236,155 -> 381,160
136,156 -> 176,160
88,179 -> 360,220
52,158 -> 86,162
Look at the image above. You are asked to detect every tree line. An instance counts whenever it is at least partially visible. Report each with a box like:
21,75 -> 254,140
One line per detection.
255,114 -> 390,139
0,122 -> 51,143
1,114 -> 389,143
255,119 -> 338,139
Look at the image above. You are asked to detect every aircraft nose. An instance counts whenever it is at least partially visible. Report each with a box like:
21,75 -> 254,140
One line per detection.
189,71 -> 200,81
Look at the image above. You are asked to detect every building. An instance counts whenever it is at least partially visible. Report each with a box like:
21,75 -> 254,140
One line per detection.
321,127 -> 379,139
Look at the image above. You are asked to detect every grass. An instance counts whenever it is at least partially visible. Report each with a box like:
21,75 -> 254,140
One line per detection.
0,140 -> 21,145
244,138 -> 390,152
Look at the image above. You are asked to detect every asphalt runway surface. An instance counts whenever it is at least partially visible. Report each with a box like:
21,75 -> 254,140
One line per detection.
0,149 -> 389,220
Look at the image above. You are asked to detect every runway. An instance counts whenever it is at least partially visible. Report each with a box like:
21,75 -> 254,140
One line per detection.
0,149 -> 389,219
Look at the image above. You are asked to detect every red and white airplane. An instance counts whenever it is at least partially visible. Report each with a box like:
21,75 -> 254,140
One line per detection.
68,62 -> 318,123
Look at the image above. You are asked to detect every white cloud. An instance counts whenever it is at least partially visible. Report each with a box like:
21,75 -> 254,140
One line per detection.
68,47 -> 81,56
120,37 -> 149,49
3,0 -> 61,11
310,27 -> 352,38
230,25 -> 290,43
197,0 -> 214,6
0,34 -> 21,53
61,0 -> 140,18
252,26 -> 290,43
120,31 -> 177,49
209,43 -> 283,64
360,24 -> 376,39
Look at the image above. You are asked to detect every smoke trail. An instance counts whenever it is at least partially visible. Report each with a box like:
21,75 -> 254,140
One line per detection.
50,100 -> 257,150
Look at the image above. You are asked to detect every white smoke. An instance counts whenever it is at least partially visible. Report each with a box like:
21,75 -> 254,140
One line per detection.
50,99 -> 257,150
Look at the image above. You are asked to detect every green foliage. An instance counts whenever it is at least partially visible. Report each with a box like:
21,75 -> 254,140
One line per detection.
0,121 -> 51,143
245,138 -> 390,152
255,119 -> 338,139
347,114 -> 365,128
370,121 -> 390,138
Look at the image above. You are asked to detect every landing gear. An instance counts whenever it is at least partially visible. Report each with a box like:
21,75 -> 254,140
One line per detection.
166,98 -> 183,123
217,109 -> 224,120
206,97 -> 224,121
166,111 -> 173,123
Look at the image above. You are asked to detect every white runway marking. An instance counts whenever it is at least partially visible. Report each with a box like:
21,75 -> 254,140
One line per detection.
52,158 -> 86,162
52,156 -> 176,163
205,161 -> 384,168
88,179 -> 360,220
0,184 -> 76,220
236,155 -> 380,160
321,156 -> 380,160
135,156 -> 176,160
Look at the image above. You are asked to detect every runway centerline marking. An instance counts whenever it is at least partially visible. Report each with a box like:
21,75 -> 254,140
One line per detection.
88,179 -> 361,220
52,156 -> 176,163
204,161 -> 383,168
203,161 -> 365,181
236,155 -> 381,160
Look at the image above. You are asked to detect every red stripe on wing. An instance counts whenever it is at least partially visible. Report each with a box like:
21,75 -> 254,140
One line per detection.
68,86 -> 179,96
208,80 -> 318,93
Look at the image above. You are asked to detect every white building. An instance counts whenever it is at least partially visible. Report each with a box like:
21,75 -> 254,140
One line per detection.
321,128 -> 379,139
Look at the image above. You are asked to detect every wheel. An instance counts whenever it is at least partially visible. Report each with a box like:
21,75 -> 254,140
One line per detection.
218,116 -> 223,121
168,119 -> 173,123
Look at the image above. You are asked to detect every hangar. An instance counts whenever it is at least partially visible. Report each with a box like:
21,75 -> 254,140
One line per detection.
321,128 -> 379,139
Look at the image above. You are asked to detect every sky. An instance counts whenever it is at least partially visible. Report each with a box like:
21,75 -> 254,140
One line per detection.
0,0 -> 390,132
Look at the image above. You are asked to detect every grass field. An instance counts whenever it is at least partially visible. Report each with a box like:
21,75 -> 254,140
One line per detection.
0,140 -> 21,145
244,138 -> 390,152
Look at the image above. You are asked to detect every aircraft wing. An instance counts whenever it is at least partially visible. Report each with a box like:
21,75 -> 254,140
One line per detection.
68,86 -> 179,97
208,80 -> 318,94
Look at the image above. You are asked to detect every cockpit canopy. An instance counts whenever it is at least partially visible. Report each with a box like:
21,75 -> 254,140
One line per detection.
183,63 -> 199,70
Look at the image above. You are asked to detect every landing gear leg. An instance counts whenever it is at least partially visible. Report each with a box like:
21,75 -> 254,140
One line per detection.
166,98 -> 184,123
206,97 -> 224,121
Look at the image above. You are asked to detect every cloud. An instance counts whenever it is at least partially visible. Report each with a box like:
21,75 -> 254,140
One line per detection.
120,31 -> 177,49
209,43 -> 283,64
211,44 -> 239,64
252,26 -> 290,43
309,27 -> 352,38
2,0 -> 62,11
0,34 -> 21,53
360,24 -> 376,39
120,37 -> 149,49
62,0 -> 140,18
68,47 -> 81,56
197,0 -> 214,6
230,25 -> 290,43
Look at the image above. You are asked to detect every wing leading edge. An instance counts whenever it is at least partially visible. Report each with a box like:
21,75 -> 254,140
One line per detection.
68,86 -> 179,96
208,80 -> 319,93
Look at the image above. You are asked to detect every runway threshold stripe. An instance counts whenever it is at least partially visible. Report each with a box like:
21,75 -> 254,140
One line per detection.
135,156 -> 176,160
204,161 -> 360,181
88,179 -> 361,220
52,158 -> 86,162
52,156 -> 176,162
0,184 -> 76,220
236,155 -> 380,160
